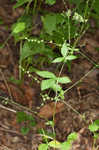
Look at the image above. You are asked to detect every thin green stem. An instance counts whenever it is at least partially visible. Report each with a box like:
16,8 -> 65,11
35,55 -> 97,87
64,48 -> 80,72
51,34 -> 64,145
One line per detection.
26,0 -> 32,14
39,133 -> 53,140
73,0 -> 96,47
33,0 -> 37,15
1,33 -> 12,48
68,15 -> 71,44
19,41 -> 23,80
73,24 -> 89,48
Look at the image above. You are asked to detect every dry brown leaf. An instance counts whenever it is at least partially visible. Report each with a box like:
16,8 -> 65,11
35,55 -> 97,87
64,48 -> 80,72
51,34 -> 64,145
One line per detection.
0,82 -> 35,107
23,84 -> 36,109
38,102 -> 65,119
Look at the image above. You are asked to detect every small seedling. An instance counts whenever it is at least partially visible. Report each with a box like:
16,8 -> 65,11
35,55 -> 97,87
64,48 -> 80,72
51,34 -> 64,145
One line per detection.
88,120 -> 99,150
16,111 -> 36,135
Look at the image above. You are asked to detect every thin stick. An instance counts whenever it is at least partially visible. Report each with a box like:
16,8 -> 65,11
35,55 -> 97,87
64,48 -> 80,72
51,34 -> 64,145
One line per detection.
0,127 -> 23,136
64,66 -> 96,94
0,69 -> 13,100
0,104 -> 16,113
62,100 -> 82,117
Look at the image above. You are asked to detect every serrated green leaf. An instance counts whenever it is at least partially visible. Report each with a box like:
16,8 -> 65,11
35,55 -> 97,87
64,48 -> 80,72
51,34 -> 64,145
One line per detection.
89,124 -> 99,132
26,114 -> 34,121
48,140 -> 61,148
20,41 -> 34,61
93,0 -> 99,15
67,132 -> 78,142
38,144 -> 48,150
36,71 -> 56,79
12,22 -> 26,34
61,43 -> 68,57
89,120 -> 99,132
60,141 -> 71,150
21,127 -> 29,135
16,111 -> 27,123
45,0 -> 56,5
20,41 -> 45,61
73,12 -> 85,23
94,119 -> 99,126
56,14 -> 65,24
18,14 -> 33,29
30,120 -> 36,127
52,57 -> 64,63
66,55 -> 77,60
13,0 -> 31,9
57,76 -> 71,84
41,79 -> 55,91
94,133 -> 99,139
42,14 -> 56,35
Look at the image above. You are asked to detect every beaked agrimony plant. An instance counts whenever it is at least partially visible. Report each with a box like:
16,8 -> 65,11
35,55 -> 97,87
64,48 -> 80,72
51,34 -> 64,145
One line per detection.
52,42 -> 78,64
27,68 -> 71,99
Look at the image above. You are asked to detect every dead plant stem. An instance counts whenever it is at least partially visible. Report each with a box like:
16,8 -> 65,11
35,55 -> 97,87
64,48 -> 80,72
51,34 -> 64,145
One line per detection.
64,66 -> 96,94
0,69 -> 13,100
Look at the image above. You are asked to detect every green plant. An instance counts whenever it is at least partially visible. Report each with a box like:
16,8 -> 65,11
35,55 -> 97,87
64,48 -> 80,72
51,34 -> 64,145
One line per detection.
0,17 -> 4,25
45,0 -> 56,5
91,0 -> 99,27
35,70 -> 71,91
52,42 -> 78,64
88,120 -> 99,150
38,120 -> 78,150
16,111 -> 36,135
11,0 -> 94,81
9,76 -> 22,85
7,0 -> 99,149
38,131 -> 78,150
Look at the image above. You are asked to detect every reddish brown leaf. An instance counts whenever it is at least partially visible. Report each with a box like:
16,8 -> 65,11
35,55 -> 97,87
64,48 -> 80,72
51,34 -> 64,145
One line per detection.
38,102 -> 65,119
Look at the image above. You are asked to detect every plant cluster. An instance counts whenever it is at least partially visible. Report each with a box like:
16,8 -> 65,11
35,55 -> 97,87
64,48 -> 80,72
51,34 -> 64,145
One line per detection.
11,0 -> 99,95
6,0 -> 99,149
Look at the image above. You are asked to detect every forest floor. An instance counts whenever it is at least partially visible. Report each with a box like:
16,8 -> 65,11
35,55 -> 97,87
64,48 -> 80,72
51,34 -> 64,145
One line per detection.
0,0 -> 99,150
